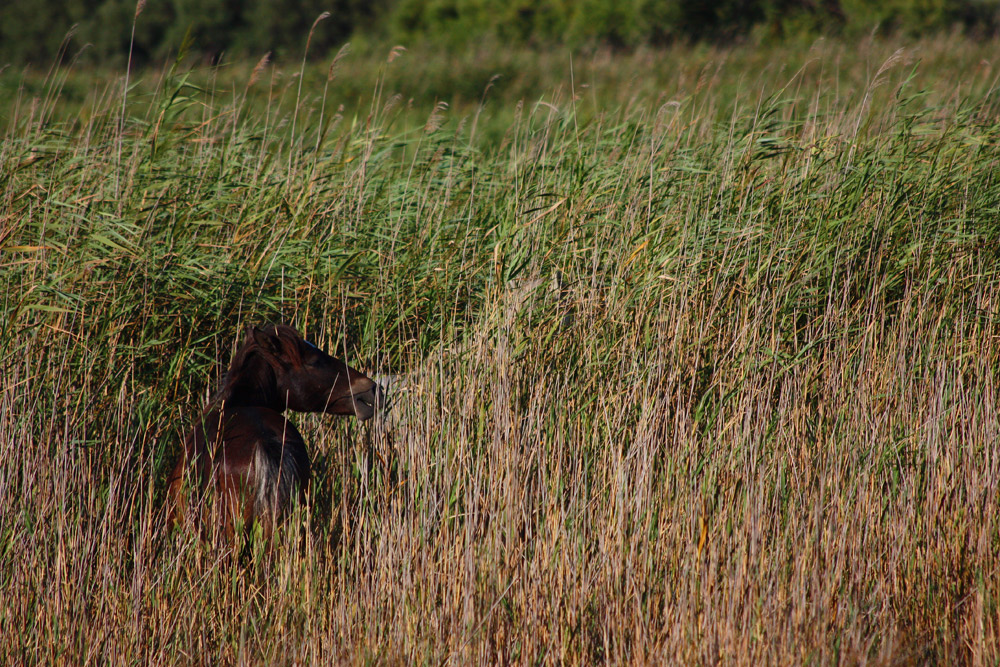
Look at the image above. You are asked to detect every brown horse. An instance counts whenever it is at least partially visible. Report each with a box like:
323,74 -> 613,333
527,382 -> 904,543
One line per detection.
167,324 -> 381,539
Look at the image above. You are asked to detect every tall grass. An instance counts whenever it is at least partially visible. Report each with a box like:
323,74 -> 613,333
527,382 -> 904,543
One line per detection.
2,36 -> 1000,663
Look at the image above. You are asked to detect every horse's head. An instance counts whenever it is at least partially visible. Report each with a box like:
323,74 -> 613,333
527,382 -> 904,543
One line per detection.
223,324 -> 382,419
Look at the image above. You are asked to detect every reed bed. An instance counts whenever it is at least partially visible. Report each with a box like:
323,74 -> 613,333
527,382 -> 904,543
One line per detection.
2,36 -> 999,663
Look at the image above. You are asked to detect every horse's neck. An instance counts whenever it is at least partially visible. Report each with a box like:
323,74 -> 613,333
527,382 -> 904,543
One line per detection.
209,353 -> 283,411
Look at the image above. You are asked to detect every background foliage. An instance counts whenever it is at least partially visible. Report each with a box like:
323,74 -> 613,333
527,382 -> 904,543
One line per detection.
1,0 -> 999,65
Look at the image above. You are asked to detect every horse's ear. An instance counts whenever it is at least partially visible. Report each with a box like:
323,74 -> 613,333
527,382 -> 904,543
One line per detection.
250,326 -> 282,355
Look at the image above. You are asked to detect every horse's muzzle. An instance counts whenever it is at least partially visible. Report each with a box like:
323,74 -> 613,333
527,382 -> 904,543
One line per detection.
351,383 -> 383,421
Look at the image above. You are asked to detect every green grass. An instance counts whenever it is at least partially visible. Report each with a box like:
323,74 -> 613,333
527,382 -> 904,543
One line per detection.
2,35 -> 1000,663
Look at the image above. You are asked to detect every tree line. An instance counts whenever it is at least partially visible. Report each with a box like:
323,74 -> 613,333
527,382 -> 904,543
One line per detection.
2,0 -> 997,65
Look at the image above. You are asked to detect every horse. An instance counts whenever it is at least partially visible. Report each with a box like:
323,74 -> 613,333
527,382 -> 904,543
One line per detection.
166,324 -> 382,540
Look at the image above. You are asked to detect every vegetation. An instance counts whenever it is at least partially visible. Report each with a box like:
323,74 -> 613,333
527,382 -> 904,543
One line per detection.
3,34 -> 1000,662
2,0 -> 1000,64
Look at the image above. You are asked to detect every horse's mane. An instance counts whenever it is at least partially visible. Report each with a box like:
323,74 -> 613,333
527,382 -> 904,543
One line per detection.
206,324 -> 305,411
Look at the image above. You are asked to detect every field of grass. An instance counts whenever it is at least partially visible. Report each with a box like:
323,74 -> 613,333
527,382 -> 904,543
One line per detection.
3,35 -> 1000,663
